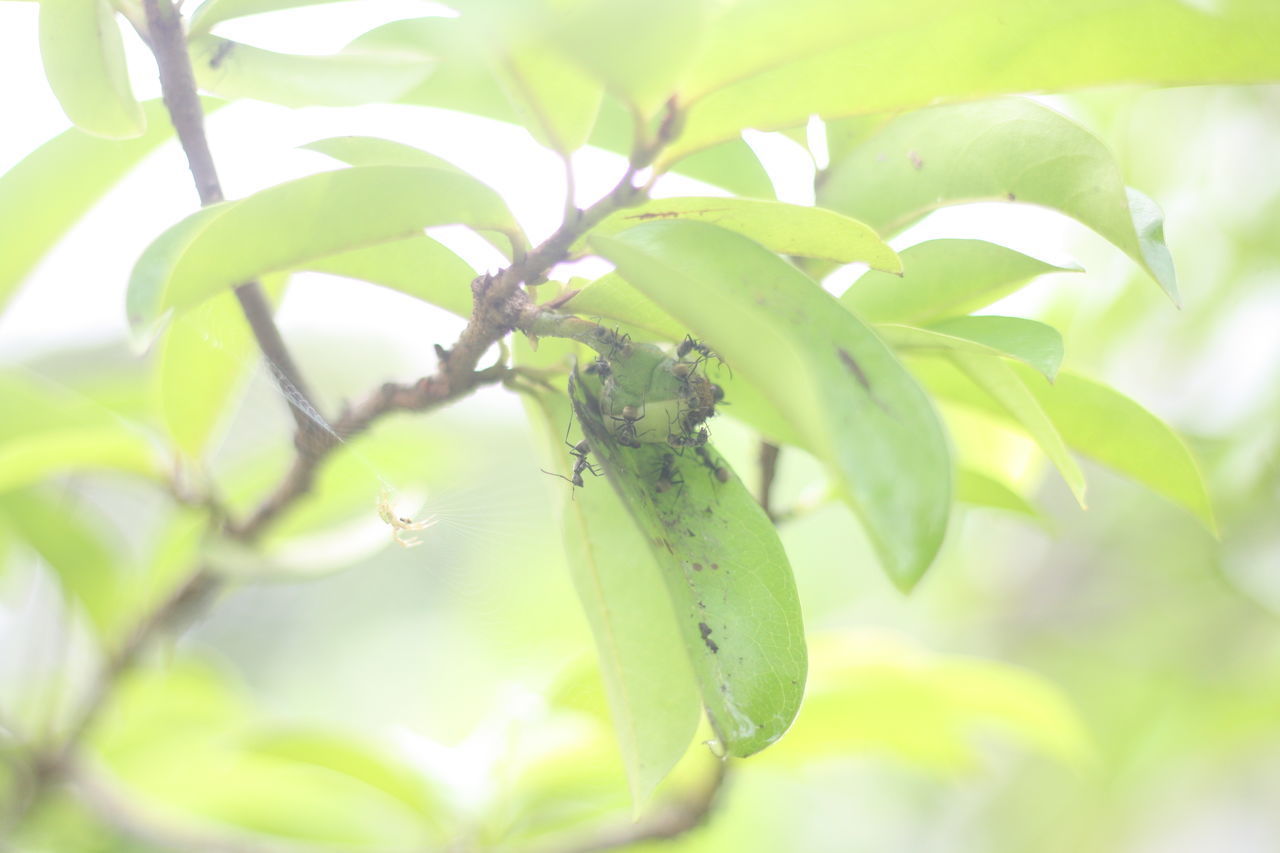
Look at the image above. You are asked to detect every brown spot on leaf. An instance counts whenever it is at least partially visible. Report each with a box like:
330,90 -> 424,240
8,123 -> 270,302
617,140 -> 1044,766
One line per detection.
837,347 -> 872,393
692,562 -> 703,571
908,150 -> 924,170
699,622 -> 719,653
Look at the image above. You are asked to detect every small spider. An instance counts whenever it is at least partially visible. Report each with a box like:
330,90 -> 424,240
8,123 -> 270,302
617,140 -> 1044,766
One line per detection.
377,489 -> 437,548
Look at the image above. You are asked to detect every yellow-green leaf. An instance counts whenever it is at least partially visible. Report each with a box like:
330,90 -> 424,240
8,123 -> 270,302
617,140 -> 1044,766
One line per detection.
819,98 -> 1178,301
38,0 -> 144,138
841,239 -> 1076,325
582,197 -> 899,271
189,35 -> 434,108
590,221 -> 951,589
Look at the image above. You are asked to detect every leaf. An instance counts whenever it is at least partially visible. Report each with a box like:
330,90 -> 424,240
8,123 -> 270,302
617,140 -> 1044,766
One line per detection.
490,37 -> 604,154
919,361 -> 1216,530
245,730 -> 445,822
0,489 -> 124,637
1017,367 -> 1216,531
590,221 -> 951,588
930,317 -> 1064,382
666,0 -> 1280,165
547,0 -> 711,117
0,371 -> 163,494
582,197 -> 900,271
38,0 -> 144,138
560,477 -> 701,801
954,469 -> 1043,521
188,35 -> 434,108
569,369 -> 806,757
774,632 -> 1092,771
189,0 -> 349,36
126,165 -> 524,336
948,352 -> 1086,507
299,136 -> 515,260
519,341 -> 700,803
302,238 -> 477,318
348,17 -> 520,123
817,98 -> 1178,301
299,136 -> 463,172
350,18 -> 773,197
841,239 -> 1077,325
565,273 -> 686,342
157,276 -> 286,458
0,99 -> 211,312
877,318 -> 1063,381
0,427 -> 161,494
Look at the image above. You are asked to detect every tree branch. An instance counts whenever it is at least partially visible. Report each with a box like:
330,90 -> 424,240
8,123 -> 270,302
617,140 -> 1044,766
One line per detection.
141,0 -> 319,437
557,761 -> 730,853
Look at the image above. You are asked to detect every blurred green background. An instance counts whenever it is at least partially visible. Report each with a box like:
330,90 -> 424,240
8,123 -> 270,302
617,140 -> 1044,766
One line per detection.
2,29 -> 1279,849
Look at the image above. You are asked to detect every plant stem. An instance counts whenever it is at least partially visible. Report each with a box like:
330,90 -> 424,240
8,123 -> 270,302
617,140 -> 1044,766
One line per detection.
141,0 -> 319,438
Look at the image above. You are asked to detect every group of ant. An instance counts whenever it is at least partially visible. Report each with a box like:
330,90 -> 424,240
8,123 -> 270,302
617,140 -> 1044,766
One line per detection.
552,334 -> 731,497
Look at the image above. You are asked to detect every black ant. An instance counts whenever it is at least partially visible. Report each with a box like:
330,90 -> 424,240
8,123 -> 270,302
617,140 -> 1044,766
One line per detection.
543,416 -> 601,489
676,335 -> 732,378
667,426 -> 709,450
593,326 -> 632,360
654,453 -> 685,498
608,402 -> 646,448
694,445 -> 730,484
584,356 -> 611,379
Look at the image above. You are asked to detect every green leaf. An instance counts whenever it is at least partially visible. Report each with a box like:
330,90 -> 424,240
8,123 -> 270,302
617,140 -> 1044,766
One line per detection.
189,0 -> 349,36
0,371 -> 163,494
1017,367 -> 1216,531
564,273 -> 686,342
955,469 -> 1043,521
547,0 -> 711,117
919,361 -> 1216,531
877,318 -> 1063,382
667,0 -> 1280,165
299,136 -> 516,261
349,17 -> 520,123
188,34 -> 434,108
775,632 -> 1092,771
490,37 -> 604,154
590,221 -> 951,589
569,369 -> 806,757
157,277 -> 286,458
817,98 -> 1178,301
38,0 -> 144,138
0,489 -> 124,637
126,165 -> 524,336
302,237 -> 477,319
519,345 -> 700,804
0,426 -> 161,494
299,136 -> 463,172
350,19 -> 773,197
557,432 -> 700,800
582,197 -> 900,271
0,99 -> 211,313
841,239 -> 1077,325
931,316 -> 1064,382
948,353 -> 1086,507
245,730 -> 445,822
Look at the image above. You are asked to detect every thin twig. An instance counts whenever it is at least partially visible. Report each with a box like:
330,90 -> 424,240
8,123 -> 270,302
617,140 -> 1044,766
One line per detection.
556,761 -> 730,853
758,441 -> 781,521
141,0 -> 320,437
